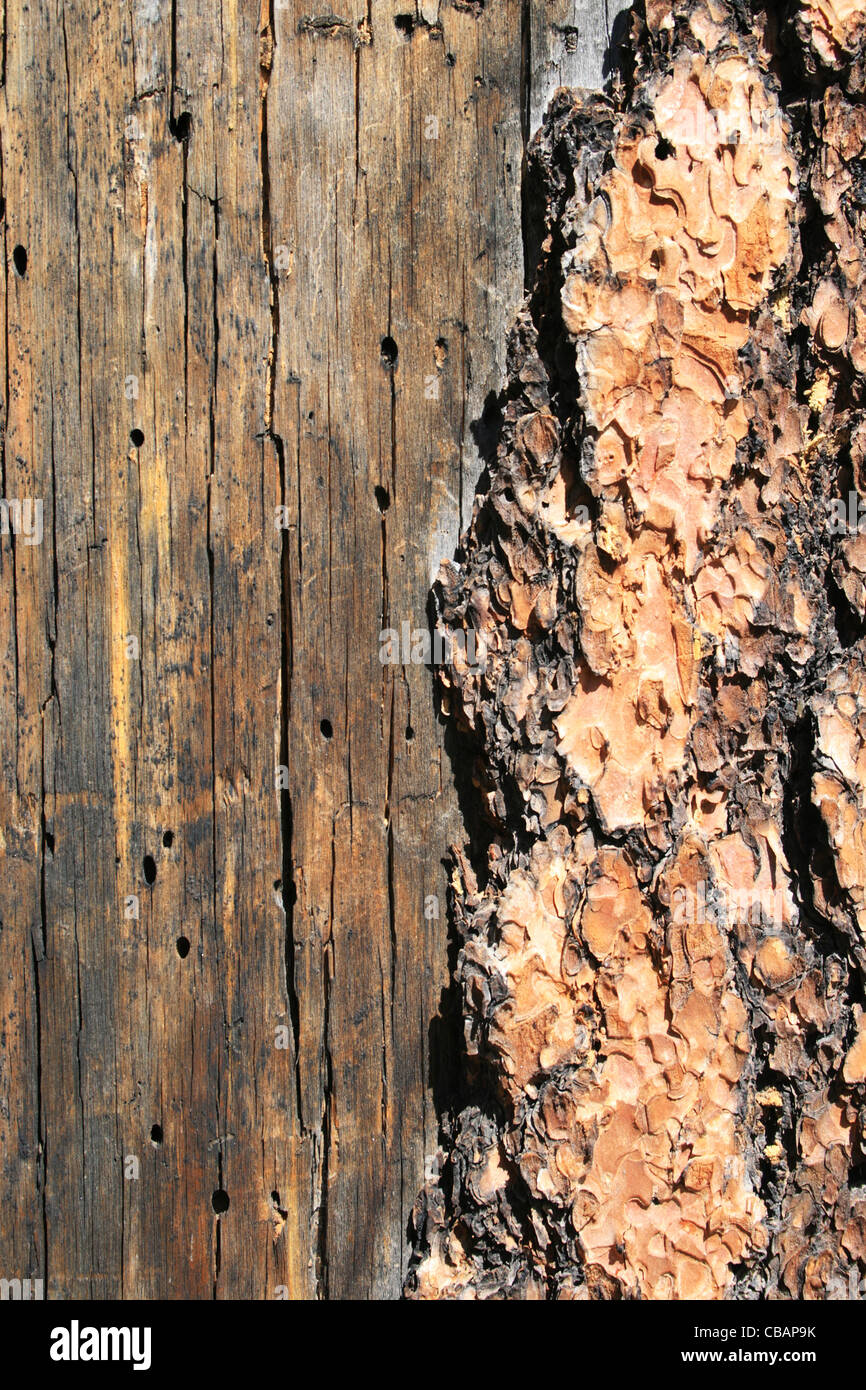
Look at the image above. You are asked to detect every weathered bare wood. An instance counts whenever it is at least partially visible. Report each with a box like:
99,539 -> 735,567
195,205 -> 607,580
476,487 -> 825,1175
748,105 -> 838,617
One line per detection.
528,0 -> 619,133
270,0 -> 528,1299
1,0 -> 607,1300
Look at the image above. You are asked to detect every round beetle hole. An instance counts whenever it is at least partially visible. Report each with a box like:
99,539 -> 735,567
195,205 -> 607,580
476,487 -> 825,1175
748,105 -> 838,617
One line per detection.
169,110 -> 192,142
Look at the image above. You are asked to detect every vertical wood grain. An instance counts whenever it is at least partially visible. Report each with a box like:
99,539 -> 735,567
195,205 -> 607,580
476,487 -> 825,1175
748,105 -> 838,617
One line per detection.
0,0 -> 610,1299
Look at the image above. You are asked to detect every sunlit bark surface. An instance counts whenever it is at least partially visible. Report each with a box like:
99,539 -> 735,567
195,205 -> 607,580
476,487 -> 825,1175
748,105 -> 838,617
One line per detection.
407,0 -> 866,1300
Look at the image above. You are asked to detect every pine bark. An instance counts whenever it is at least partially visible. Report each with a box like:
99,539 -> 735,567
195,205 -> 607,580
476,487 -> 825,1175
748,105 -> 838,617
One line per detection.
408,0 -> 866,1300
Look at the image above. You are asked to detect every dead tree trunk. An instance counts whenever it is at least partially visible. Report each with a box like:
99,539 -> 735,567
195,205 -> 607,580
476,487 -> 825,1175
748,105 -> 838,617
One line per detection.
3,0 -> 865,1305
0,0 -> 619,1300
408,0 -> 866,1300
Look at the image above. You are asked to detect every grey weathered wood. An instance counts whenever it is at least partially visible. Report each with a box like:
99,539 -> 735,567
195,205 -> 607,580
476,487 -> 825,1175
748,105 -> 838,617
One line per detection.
529,0 -> 623,134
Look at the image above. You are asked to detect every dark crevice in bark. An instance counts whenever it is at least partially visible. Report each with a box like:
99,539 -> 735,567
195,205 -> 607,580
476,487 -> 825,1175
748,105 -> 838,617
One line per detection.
782,711 -> 859,965
826,561 -> 866,647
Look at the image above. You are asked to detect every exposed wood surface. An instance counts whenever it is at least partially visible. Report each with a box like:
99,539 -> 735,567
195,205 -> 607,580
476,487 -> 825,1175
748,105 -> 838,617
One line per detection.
0,0 -> 620,1300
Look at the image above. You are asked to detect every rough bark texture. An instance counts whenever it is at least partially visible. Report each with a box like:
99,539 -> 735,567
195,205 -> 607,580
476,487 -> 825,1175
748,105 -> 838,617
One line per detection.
408,0 -> 866,1300
0,0 -> 626,1301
